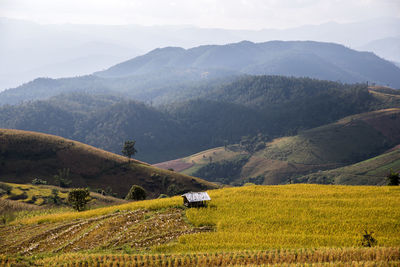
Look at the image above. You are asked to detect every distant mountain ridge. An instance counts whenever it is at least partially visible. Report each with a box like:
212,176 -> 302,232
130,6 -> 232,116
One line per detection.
95,40 -> 400,88
1,40 -> 400,106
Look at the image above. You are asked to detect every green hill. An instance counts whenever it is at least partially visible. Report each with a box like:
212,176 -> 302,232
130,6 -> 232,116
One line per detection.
0,129 -> 217,198
299,147 -> 400,185
158,108 -> 400,185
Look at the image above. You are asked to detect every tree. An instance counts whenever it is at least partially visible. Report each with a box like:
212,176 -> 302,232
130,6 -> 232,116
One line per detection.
54,168 -> 72,188
386,169 -> 400,186
125,185 -> 146,201
122,140 -> 137,160
49,189 -> 62,205
67,188 -> 90,211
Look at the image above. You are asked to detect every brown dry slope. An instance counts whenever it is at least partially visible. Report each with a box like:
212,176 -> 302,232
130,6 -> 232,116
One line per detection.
0,129 -> 217,198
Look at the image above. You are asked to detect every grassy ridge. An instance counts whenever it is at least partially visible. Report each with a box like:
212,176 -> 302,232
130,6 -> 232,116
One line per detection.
300,148 -> 400,184
160,108 -> 400,185
0,129 -> 217,198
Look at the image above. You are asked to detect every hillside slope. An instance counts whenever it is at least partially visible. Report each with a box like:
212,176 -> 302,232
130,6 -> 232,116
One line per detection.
0,129 -> 216,198
239,108 -> 400,184
158,108 -> 400,185
2,77 -> 393,163
0,182 -> 128,213
299,147 -> 400,185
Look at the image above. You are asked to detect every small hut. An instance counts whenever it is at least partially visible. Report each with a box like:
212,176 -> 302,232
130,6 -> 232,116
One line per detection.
181,192 -> 211,208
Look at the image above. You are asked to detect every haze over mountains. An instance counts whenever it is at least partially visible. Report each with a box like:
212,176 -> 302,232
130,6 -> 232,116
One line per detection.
95,40 -> 400,87
1,17 -> 399,90
1,39 -> 400,107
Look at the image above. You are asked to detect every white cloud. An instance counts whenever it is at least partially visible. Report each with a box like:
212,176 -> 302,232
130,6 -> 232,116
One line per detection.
0,0 -> 399,29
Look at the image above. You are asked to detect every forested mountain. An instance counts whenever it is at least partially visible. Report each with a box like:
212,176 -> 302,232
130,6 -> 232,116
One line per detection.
96,40 -> 400,87
1,40 -> 400,106
0,76 -> 398,163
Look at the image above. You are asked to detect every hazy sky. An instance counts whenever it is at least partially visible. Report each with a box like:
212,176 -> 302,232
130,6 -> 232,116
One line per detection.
1,0 -> 399,29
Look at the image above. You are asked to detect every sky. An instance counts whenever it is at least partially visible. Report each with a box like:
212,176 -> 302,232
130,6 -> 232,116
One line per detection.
1,0 -> 399,30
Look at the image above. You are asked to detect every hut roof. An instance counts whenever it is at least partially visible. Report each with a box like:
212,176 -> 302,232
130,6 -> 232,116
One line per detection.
181,192 -> 211,202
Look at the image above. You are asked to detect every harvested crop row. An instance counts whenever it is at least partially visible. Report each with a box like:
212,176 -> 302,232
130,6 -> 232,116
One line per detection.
33,247 -> 400,266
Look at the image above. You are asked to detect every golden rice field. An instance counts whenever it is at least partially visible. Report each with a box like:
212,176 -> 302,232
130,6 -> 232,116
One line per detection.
2,184 -> 400,265
156,184 -> 400,252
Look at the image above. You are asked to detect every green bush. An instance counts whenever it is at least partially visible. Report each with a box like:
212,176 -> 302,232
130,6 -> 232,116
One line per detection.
54,168 -> 72,188
167,184 -> 179,196
0,182 -> 11,194
31,178 -> 47,185
125,185 -> 146,201
67,188 -> 90,211
386,169 -> 400,186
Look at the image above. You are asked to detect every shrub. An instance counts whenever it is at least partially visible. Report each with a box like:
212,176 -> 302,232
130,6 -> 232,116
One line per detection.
360,230 -> 377,247
158,194 -> 168,199
386,169 -> 400,186
167,184 -> 179,196
125,185 -> 146,201
49,189 -> 62,205
0,212 -> 15,225
31,178 -> 47,185
67,188 -> 90,211
0,182 -> 11,194
54,168 -> 72,188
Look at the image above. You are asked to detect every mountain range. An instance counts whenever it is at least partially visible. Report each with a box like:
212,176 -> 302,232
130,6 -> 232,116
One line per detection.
0,38 -> 400,187
1,40 -> 400,107
1,17 -> 399,90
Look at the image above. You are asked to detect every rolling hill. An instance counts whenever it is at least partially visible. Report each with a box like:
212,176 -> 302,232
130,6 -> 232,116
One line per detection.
156,108 -> 400,185
0,129 -> 217,198
299,147 -> 400,185
2,76 -> 397,163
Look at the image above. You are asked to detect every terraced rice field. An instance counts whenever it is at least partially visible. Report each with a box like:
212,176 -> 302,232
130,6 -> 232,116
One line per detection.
0,208 -> 210,255
1,184 -> 399,265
